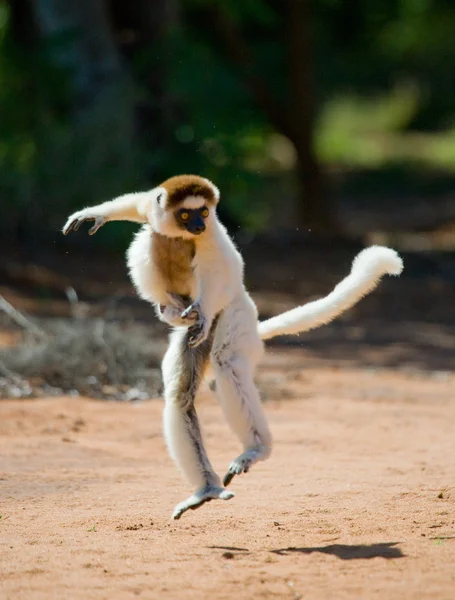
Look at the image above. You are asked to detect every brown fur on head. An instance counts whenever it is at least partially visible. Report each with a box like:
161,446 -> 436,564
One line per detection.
149,174 -> 220,239
159,175 -> 220,209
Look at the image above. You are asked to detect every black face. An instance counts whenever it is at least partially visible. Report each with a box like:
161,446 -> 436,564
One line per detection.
176,206 -> 209,235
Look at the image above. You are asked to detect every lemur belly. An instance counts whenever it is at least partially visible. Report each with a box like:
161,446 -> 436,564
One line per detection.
151,232 -> 195,299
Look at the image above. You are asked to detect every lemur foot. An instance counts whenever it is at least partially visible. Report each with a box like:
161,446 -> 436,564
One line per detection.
172,485 -> 235,520
223,447 -> 268,487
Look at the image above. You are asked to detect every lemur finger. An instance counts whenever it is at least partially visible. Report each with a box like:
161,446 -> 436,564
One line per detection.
189,337 -> 204,349
181,306 -> 192,319
189,332 -> 209,348
181,303 -> 200,320
63,219 -> 79,235
62,222 -> 73,235
88,217 -> 104,235
188,329 -> 207,348
71,218 -> 89,232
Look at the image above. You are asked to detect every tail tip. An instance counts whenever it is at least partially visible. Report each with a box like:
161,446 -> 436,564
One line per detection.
353,245 -> 404,277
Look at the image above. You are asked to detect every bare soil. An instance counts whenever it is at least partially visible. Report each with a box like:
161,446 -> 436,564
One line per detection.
1,349 -> 455,600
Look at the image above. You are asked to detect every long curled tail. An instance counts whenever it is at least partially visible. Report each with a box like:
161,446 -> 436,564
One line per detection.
258,246 -> 403,341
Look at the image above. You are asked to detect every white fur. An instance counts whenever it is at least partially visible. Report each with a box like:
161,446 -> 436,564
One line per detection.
211,294 -> 272,460
181,196 -> 208,209
62,191 -> 154,234
63,181 -> 403,519
203,178 -> 220,201
162,328 -> 221,489
258,246 -> 403,340
127,226 -> 172,306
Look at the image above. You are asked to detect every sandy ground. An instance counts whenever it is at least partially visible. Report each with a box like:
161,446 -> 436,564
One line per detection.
1,349 -> 455,600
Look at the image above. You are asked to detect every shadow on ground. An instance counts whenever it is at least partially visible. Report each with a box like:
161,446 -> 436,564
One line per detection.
270,542 -> 405,560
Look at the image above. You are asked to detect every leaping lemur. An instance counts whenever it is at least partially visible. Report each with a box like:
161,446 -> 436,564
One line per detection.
63,174 -> 403,520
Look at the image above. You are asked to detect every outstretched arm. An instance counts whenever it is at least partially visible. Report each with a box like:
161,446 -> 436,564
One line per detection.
62,192 -> 151,235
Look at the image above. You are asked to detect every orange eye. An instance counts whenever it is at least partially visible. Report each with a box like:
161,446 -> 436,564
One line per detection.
180,211 -> 189,221
201,208 -> 209,218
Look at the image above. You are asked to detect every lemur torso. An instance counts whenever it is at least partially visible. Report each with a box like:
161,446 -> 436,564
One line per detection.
150,231 -> 195,299
128,222 -> 244,318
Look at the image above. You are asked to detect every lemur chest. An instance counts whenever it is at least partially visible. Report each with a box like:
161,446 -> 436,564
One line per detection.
151,233 -> 195,296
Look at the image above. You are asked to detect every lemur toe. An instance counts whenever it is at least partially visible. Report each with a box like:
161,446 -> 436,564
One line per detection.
223,454 -> 257,486
223,471 -> 235,487
223,465 -> 245,487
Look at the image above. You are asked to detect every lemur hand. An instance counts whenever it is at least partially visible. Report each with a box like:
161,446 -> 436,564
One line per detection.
179,299 -> 202,323
63,209 -> 106,235
165,293 -> 199,326
181,302 -> 209,347
167,292 -> 192,312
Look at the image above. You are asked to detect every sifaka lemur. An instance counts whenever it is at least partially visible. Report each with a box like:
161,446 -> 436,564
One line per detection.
63,174 -> 403,519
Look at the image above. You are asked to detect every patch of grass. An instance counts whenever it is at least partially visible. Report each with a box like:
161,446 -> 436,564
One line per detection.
316,85 -> 455,172
0,312 -> 166,400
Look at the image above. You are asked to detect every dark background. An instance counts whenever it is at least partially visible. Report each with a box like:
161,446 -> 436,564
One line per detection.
2,0 -> 455,245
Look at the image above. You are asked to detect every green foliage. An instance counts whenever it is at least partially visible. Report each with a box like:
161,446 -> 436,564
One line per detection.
0,3 -> 146,243
1,0 -> 455,244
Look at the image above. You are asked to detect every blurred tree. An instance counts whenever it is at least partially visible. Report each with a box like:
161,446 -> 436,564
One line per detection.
187,0 -> 340,234
109,0 -> 180,174
3,0 -> 135,245
2,0 -> 455,247
30,0 -> 127,114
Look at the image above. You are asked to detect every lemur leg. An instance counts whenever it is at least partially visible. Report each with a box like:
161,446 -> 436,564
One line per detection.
211,302 -> 272,487
162,324 -> 234,520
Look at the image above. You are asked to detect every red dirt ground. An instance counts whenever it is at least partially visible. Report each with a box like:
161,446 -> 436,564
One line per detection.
1,348 -> 454,600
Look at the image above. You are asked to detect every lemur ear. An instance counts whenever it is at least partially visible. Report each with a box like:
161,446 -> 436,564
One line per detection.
154,187 -> 167,207
136,187 -> 166,218
203,178 -> 220,203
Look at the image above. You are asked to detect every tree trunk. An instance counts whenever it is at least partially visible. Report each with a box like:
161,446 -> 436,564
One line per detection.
110,0 -> 180,163
8,0 -> 138,243
30,0 -> 128,108
287,0 -> 341,235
